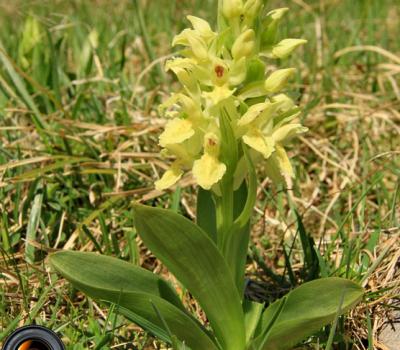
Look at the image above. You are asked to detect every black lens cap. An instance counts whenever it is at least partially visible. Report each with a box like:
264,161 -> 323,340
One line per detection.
2,325 -> 65,350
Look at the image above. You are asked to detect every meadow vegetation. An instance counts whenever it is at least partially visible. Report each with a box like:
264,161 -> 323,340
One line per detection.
0,0 -> 399,349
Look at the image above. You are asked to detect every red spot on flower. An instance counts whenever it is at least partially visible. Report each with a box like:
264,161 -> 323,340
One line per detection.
208,138 -> 216,147
215,65 -> 224,78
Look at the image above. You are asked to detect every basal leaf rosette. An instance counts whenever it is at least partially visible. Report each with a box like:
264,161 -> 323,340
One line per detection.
155,0 -> 308,192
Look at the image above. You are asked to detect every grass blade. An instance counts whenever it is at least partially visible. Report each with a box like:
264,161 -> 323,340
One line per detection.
25,182 -> 44,264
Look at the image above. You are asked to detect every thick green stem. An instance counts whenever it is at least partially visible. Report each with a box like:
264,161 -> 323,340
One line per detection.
231,16 -> 241,38
215,176 -> 251,295
215,176 -> 234,251
217,145 -> 258,294
217,0 -> 223,31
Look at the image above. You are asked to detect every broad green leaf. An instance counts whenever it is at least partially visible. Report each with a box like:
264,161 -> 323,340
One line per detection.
50,251 -> 217,350
196,188 -> 217,242
252,277 -> 364,350
50,250 -> 183,309
256,297 -> 287,350
224,224 -> 249,294
243,299 -> 264,344
150,301 -> 189,350
133,204 -> 246,350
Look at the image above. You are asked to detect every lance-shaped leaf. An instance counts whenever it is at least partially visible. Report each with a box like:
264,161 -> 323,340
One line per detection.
196,188 -> 217,242
252,277 -> 364,350
243,300 -> 264,343
50,251 -> 217,350
133,204 -> 246,350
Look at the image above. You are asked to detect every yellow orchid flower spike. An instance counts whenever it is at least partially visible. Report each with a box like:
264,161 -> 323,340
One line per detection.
156,0 -> 308,191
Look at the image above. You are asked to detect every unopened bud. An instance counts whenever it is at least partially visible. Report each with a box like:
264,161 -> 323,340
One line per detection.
243,0 -> 262,20
222,0 -> 243,19
264,68 -> 296,93
266,7 -> 289,21
261,8 -> 289,46
271,39 -> 307,59
232,29 -> 255,59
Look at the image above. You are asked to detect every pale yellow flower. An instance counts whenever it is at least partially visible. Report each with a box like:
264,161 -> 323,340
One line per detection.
242,129 -> 275,158
235,94 -> 307,183
264,122 -> 307,183
238,102 -> 276,157
193,154 -> 226,190
192,133 -> 227,190
155,162 -> 183,190
159,119 -> 194,147
186,16 -> 216,43
237,102 -> 279,128
203,85 -> 235,106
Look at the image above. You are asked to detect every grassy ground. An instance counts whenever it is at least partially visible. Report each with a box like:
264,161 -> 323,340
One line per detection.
0,0 -> 399,349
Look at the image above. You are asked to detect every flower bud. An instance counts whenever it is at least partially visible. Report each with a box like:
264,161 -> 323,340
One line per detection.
272,93 -> 295,113
271,39 -> 307,59
222,0 -> 243,19
232,29 -> 255,60
264,68 -> 296,93
261,8 -> 289,46
267,7 -> 289,21
243,0 -> 262,21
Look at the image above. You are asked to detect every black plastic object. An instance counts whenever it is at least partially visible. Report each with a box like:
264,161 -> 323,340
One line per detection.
2,325 -> 65,350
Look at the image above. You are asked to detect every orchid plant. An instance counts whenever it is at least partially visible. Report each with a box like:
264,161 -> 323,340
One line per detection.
50,1 -> 363,349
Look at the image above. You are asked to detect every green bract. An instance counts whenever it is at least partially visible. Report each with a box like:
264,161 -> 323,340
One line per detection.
50,1 -> 364,349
